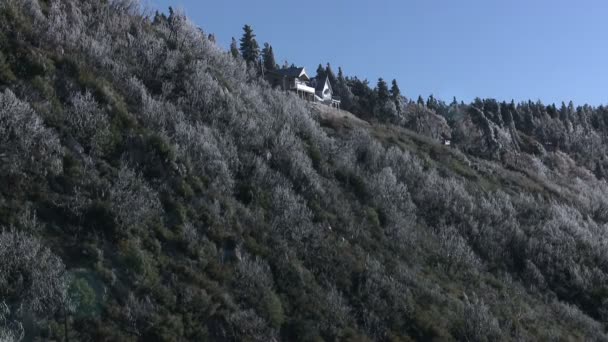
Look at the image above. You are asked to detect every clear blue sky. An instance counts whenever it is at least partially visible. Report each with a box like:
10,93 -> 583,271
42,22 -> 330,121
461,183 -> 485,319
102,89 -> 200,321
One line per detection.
149,0 -> 608,106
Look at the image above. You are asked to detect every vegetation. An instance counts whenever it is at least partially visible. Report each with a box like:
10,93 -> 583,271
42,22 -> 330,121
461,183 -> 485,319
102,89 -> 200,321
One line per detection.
1,0 -> 608,341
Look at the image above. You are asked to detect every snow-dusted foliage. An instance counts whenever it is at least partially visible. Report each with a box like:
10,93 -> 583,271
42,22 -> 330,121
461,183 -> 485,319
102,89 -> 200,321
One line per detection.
3,0 -> 608,340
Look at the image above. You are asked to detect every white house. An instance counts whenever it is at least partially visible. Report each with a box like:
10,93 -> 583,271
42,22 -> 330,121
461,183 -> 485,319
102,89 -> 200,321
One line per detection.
312,76 -> 341,109
265,67 -> 316,101
266,67 -> 341,108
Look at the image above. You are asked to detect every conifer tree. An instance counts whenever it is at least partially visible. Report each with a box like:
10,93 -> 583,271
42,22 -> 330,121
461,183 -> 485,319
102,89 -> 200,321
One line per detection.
390,79 -> 401,100
239,25 -> 260,65
230,37 -> 240,59
326,63 -> 337,87
417,95 -> 425,106
336,67 -> 354,110
390,79 -> 402,112
316,64 -> 326,81
262,43 -> 277,71
377,78 -> 390,102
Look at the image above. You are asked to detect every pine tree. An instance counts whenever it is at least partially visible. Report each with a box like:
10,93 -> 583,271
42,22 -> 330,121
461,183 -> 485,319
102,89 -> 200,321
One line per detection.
427,94 -> 438,111
390,79 -> 401,100
336,67 -> 354,110
417,95 -> 425,106
390,79 -> 401,112
326,63 -> 337,87
230,37 -> 240,59
262,43 -> 277,71
239,25 -> 260,65
451,96 -> 458,106
316,64 -> 326,81
376,78 -> 390,102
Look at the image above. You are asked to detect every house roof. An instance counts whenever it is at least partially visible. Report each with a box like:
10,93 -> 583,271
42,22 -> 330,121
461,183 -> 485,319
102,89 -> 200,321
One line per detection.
269,67 -> 309,81
314,76 -> 333,94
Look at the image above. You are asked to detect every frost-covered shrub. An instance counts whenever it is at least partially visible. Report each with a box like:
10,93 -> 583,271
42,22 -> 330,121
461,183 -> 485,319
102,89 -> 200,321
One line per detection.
227,309 -> 277,342
0,90 -> 62,176
172,121 -> 236,193
109,165 -> 162,231
0,230 -> 68,316
383,146 -> 425,190
67,91 -> 110,156
415,171 -> 474,227
346,129 -> 385,173
436,225 -> 481,274
321,286 -> 352,335
368,167 -> 416,244
270,185 -> 313,244
0,302 -> 24,342
456,294 -> 502,342
357,257 -> 411,338
272,126 -> 322,194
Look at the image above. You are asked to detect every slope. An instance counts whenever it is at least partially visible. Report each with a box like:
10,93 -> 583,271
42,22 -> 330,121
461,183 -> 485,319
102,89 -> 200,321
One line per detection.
1,1 -> 608,341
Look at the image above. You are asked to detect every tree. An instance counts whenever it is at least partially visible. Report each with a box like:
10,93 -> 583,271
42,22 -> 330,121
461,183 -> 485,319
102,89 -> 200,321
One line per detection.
316,64 -> 326,81
390,79 -> 402,113
262,43 -> 277,71
230,37 -> 240,59
417,95 -> 425,106
376,78 -> 390,102
426,94 -> 436,110
208,34 -> 216,43
239,25 -> 260,65
390,79 -> 401,100
325,63 -> 337,87
336,67 -> 354,110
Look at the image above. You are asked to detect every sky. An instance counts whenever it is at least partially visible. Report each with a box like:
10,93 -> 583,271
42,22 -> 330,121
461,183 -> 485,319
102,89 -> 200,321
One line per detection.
149,0 -> 608,106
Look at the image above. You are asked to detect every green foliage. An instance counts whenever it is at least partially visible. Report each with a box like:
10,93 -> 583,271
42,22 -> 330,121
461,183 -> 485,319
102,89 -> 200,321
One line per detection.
69,276 -> 97,318
239,24 -> 260,65
230,37 -> 240,58
262,42 -> 277,71
262,290 -> 284,328
0,51 -> 15,84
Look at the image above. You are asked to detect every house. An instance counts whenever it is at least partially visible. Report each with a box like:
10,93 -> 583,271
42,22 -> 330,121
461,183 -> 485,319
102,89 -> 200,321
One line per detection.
441,133 -> 452,146
312,76 -> 341,109
265,66 -> 341,109
265,67 -> 316,101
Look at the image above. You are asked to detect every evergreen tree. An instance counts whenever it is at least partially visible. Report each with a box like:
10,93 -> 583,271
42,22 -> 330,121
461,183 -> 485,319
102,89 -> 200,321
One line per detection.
390,79 -> 401,100
316,64 -> 326,81
376,78 -> 390,102
336,67 -> 354,110
326,63 -> 337,87
239,25 -> 260,65
230,37 -> 240,59
262,43 -> 277,71
337,67 -> 345,82
390,79 -> 402,112
152,11 -> 167,25
417,95 -> 425,106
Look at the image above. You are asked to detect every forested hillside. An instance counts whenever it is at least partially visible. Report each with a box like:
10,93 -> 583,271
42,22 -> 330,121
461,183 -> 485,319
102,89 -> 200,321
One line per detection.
2,1 -> 608,341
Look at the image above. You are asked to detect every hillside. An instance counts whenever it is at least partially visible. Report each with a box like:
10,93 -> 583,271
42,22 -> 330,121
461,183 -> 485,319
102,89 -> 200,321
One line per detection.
2,1 -> 608,341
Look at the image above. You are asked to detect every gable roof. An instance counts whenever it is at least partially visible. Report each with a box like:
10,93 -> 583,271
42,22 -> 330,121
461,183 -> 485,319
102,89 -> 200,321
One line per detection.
314,76 -> 333,94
